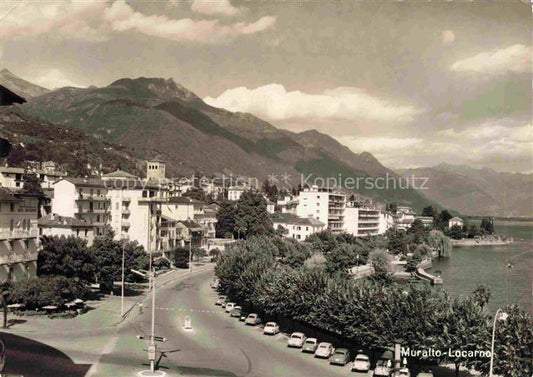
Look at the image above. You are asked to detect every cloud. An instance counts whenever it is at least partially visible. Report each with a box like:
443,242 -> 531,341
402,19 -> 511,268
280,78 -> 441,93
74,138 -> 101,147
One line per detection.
104,0 -> 274,43
204,84 -> 420,124
1,0 -> 108,41
441,30 -> 455,45
1,0 -> 274,44
450,44 -> 531,75
336,121 -> 533,173
29,69 -> 85,89
191,0 -> 242,16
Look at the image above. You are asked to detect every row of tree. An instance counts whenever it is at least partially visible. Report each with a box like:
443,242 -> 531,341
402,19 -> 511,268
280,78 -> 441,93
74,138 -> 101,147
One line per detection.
215,236 -> 531,376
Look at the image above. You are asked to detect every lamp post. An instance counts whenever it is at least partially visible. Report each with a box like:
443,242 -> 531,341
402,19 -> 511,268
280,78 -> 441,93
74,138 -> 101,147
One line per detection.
489,308 -> 508,377
121,238 -> 125,317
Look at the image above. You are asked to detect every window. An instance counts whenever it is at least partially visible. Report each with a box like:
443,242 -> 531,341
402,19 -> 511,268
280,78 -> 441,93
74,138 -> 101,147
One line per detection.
10,203 -> 14,212
77,229 -> 80,236
116,203 -> 119,210
84,229 -> 88,237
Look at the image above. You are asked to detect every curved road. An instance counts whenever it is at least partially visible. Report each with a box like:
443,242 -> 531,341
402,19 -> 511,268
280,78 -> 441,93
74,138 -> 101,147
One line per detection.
95,268 -> 362,377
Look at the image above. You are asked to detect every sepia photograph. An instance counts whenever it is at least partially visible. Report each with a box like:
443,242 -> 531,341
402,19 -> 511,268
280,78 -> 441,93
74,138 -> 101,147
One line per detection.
0,0 -> 531,376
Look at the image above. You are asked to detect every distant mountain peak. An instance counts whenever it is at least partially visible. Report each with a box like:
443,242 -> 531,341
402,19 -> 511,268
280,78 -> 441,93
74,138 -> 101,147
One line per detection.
108,76 -> 202,104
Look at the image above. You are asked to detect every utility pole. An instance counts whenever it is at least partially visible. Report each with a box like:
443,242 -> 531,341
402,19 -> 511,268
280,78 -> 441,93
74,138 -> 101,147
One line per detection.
188,234 -> 192,273
121,239 -> 125,317
150,269 -> 156,373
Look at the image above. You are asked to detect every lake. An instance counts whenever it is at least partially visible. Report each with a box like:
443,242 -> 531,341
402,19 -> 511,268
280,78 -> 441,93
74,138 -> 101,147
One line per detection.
432,220 -> 532,313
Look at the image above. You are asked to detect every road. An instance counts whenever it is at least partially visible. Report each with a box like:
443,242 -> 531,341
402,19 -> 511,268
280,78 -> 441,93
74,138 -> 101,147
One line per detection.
95,268 -> 364,377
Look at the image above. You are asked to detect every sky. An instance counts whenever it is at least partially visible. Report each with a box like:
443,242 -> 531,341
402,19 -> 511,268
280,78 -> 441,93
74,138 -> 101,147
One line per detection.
1,0 -> 531,173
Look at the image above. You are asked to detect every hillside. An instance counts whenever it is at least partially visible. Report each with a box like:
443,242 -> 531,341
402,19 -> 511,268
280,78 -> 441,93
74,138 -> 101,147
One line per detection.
0,106 -> 143,177
398,163 -> 533,217
21,75 -> 436,211
0,69 -> 49,98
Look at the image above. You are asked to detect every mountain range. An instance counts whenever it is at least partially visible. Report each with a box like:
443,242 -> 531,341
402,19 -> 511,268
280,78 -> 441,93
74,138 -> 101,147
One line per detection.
399,164 -> 533,217
1,70 -> 530,216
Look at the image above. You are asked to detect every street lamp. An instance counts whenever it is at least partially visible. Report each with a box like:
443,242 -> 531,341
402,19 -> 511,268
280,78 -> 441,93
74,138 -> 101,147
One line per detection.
120,234 -> 128,317
489,308 -> 509,377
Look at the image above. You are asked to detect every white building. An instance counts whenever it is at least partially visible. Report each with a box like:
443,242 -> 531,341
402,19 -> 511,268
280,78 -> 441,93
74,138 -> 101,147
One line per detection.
52,178 -> 110,236
38,214 -> 96,246
448,217 -> 464,228
271,213 -> 326,241
416,216 -> 434,228
227,186 -> 245,201
394,206 -> 417,231
0,188 -> 39,282
343,205 -> 387,236
0,167 -> 24,190
296,186 -> 345,233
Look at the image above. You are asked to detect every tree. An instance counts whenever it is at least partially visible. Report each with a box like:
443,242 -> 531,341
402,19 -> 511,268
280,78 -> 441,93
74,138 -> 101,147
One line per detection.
173,247 -> 190,269
480,217 -> 495,235
440,297 -> 491,377
215,200 -> 236,238
192,247 -> 206,262
479,305 -> 533,377
91,236 -> 149,292
232,191 -> 273,239
10,276 -> 89,310
21,173 -> 44,195
472,284 -> 491,309
448,224 -> 464,240
387,230 -> 408,255
325,243 -> 357,274
421,205 -> 437,218
368,249 -> 392,281
38,236 -> 96,283
436,209 -> 453,230
407,219 -> 428,244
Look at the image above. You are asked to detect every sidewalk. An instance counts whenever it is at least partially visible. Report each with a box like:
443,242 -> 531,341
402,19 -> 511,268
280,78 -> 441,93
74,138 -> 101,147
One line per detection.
1,263 -> 215,374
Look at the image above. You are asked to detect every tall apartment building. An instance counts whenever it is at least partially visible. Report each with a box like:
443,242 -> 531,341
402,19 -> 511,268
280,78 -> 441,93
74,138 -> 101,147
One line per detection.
344,204 -> 382,236
296,186 -> 346,233
0,188 -> 39,282
52,178 -> 110,236
102,170 -> 177,255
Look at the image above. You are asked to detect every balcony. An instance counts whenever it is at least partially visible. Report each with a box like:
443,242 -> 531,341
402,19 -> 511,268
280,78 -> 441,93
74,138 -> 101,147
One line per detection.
121,221 -> 130,228
0,250 -> 38,265
122,208 -> 131,215
122,197 -> 131,202
76,195 -> 109,202
0,229 -> 39,240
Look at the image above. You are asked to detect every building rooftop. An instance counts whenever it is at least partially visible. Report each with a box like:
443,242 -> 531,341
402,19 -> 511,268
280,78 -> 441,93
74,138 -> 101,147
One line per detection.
178,220 -> 204,231
59,177 -> 108,188
0,84 -> 26,105
449,217 -> 463,222
271,213 -> 325,227
0,166 -> 25,174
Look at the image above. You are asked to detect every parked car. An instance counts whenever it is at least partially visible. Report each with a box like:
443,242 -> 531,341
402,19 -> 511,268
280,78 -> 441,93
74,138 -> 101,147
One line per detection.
329,348 -> 350,366
215,296 -> 226,306
244,313 -> 261,326
225,302 -> 236,313
398,367 -> 411,377
351,353 -> 371,372
301,338 -> 318,353
230,306 -> 242,318
374,359 -> 392,377
263,322 -> 280,335
210,280 -> 219,289
287,332 -> 306,348
416,371 -> 434,377
314,342 -> 334,358
239,311 -> 248,322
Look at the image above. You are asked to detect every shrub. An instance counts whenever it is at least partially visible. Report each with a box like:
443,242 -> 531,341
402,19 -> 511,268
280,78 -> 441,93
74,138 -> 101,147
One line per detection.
173,247 -> 190,269
10,276 -> 89,310
153,257 -> 171,270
